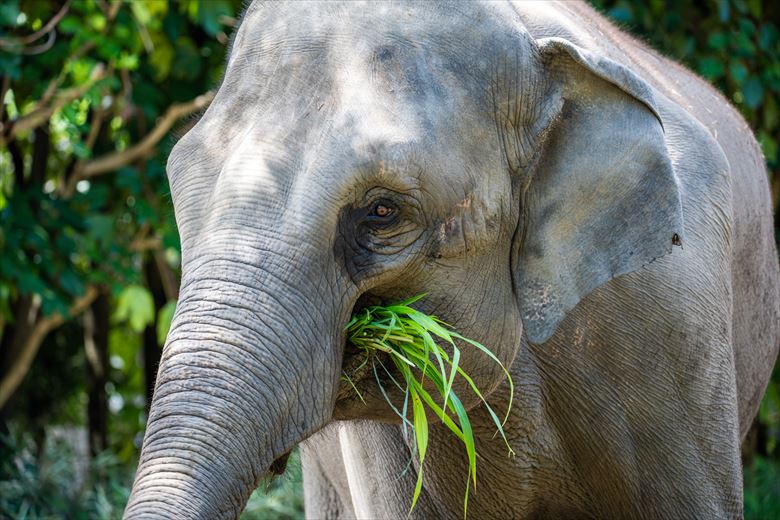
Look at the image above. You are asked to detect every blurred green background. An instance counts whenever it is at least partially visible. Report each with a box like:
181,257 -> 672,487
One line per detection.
0,1 -> 778,518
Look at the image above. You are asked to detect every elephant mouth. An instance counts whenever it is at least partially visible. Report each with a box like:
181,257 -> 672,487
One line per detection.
337,342 -> 376,397
335,294 -> 396,405
336,332 -> 382,401
335,343 -> 399,419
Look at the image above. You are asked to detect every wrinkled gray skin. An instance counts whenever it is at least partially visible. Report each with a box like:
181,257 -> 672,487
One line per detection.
124,1 -> 780,519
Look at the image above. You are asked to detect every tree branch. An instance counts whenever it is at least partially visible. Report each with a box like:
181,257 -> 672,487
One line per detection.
0,0 -> 71,47
129,236 -> 162,252
154,248 -> 180,301
59,70 -> 112,193
0,76 -> 10,123
0,207 -> 166,407
41,42 -> 96,105
0,295 -> 36,374
0,286 -> 99,408
29,127 -> 50,187
41,0 -> 120,105
17,30 -> 56,56
7,139 -> 24,186
0,66 -> 105,145
62,91 -> 214,196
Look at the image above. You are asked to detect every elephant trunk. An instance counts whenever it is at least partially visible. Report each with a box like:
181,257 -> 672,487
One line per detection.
124,253 -> 346,519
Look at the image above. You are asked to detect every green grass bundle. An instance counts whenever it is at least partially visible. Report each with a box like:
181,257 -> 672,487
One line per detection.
344,295 -> 515,517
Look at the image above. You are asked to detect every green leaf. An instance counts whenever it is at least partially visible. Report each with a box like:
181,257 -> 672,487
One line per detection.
409,389 -> 428,513
149,35 -> 175,81
763,96 -> 779,132
156,300 -> 177,346
698,57 -> 725,80
86,215 -> 114,245
0,1 -> 19,26
88,13 -> 106,31
607,6 -> 633,24
115,285 -> 155,333
171,37 -> 202,81
717,0 -> 730,22
707,32 -> 727,51
0,53 -> 21,80
58,270 -> 84,298
746,0 -> 762,17
729,61 -> 748,85
759,131 -> 778,164
759,25 -> 778,52
59,15 -> 81,34
131,0 -> 168,26
373,361 -> 414,430
738,18 -> 757,37
733,31 -> 756,57
16,270 -> 47,297
198,0 -> 231,36
345,294 -> 515,517
116,52 -> 139,71
742,76 -> 764,109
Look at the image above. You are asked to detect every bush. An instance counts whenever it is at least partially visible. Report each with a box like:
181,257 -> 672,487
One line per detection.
0,425 -> 305,520
0,425 -> 131,519
744,456 -> 780,519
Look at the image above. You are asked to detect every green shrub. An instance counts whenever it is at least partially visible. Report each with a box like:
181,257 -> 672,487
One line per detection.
0,426 -> 131,519
744,456 -> 780,519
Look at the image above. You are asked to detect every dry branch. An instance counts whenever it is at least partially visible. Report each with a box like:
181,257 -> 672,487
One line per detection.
130,235 -> 162,252
0,285 -> 99,408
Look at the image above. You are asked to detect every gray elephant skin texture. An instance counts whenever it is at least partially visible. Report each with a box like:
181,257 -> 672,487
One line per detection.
123,2 -> 780,519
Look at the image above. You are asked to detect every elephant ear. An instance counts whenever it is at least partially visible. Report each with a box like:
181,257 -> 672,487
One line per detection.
513,37 -> 684,344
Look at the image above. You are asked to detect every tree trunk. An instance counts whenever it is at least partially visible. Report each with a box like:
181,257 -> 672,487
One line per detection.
0,295 -> 41,415
0,295 -> 37,425
84,290 -> 109,456
29,127 -> 49,188
0,287 -> 98,410
142,254 -> 173,413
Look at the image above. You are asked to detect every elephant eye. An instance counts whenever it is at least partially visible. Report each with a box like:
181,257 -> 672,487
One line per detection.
373,203 -> 394,218
368,200 -> 398,220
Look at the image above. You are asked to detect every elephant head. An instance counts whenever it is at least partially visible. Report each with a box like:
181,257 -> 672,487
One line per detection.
125,2 -> 682,517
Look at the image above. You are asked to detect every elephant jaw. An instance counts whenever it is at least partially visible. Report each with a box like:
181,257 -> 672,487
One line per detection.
335,338 -> 379,411
333,295 -> 402,421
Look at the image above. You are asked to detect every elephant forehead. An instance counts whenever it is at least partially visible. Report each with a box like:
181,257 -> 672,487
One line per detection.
180,0 -> 541,166
230,1 -> 507,70
221,1 -> 537,123
167,1 -> 530,252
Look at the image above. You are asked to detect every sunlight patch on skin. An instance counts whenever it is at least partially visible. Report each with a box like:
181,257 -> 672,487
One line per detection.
215,125 -> 282,198
333,42 -> 420,153
514,1 -> 596,48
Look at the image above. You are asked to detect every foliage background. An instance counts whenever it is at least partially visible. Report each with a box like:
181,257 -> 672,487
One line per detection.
0,0 -> 778,518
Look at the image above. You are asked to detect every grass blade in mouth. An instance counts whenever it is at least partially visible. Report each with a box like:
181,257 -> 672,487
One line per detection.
344,295 -> 515,517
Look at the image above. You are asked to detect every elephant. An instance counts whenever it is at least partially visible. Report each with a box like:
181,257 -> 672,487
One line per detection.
124,1 -> 780,519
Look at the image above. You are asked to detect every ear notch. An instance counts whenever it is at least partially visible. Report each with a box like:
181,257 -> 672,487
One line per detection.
514,37 -> 684,344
